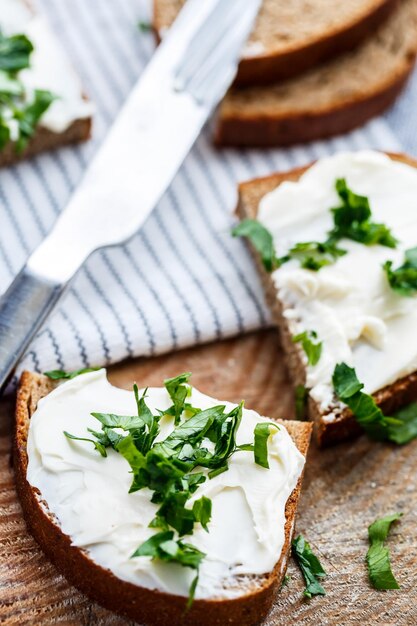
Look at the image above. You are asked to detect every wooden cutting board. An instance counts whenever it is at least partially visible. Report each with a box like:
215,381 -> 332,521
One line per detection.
0,329 -> 416,625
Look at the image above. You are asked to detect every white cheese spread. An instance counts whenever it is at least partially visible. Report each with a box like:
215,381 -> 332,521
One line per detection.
26,370 -> 305,600
0,0 -> 93,134
258,151 -> 417,415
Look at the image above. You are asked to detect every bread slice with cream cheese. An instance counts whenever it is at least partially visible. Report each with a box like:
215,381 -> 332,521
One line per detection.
14,370 -> 312,626
236,151 -> 417,446
0,0 -> 92,167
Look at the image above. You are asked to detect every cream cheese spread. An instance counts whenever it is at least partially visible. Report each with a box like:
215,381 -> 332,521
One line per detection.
258,151 -> 417,416
0,0 -> 93,134
26,370 -> 305,600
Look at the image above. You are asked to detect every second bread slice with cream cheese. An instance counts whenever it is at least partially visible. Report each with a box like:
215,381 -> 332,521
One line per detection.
14,369 -> 311,625
236,151 -> 417,446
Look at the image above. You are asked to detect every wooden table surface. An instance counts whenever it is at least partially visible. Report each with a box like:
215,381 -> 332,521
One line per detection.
1,329 -> 416,625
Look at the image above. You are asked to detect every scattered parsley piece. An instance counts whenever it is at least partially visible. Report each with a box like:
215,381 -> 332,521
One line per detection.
232,219 -> 280,272
0,31 -> 33,72
366,513 -> 402,590
293,330 -> 322,366
131,530 -> 205,608
253,422 -> 280,469
45,367 -> 100,380
192,496 -> 212,532
328,179 -> 398,248
14,89 -> 56,153
137,20 -> 153,32
292,534 -> 326,599
64,431 -> 107,457
332,363 -> 417,444
164,372 -> 192,425
295,385 -> 308,420
383,246 -> 417,296
286,240 -> 346,271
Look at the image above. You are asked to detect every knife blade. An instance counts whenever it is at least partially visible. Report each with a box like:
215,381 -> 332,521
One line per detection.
0,0 -> 262,392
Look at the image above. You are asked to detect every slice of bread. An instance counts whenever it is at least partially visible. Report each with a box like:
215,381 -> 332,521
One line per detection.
215,0 -> 417,147
13,371 -> 312,626
153,0 -> 397,86
236,152 -> 417,447
0,2 -> 92,167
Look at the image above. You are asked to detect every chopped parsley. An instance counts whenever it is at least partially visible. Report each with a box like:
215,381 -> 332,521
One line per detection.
232,179 -> 397,274
292,534 -> 326,599
383,246 -> 417,296
45,367 -> 100,380
137,20 -> 153,33
328,178 -> 398,248
332,363 -> 417,444
366,513 -> 402,590
293,330 -> 322,366
295,385 -> 308,420
63,372 -> 280,605
0,31 -> 55,153
232,219 -> 280,272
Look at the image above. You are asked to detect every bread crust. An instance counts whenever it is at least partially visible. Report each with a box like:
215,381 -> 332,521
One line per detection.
236,152 -> 417,446
0,117 -> 92,168
13,371 -> 312,626
153,0 -> 398,87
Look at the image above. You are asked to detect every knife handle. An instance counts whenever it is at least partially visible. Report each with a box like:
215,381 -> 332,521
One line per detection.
0,268 -> 65,392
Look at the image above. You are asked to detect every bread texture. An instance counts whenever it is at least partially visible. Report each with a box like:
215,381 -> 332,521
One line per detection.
236,153 -> 417,447
153,0 -> 397,86
215,0 -> 417,147
0,116 -> 92,168
13,371 -> 312,626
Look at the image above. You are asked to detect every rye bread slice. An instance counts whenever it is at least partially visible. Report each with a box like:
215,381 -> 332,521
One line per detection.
236,152 -> 417,447
215,0 -> 417,147
0,2 -> 92,167
153,0 -> 397,86
13,371 -> 312,626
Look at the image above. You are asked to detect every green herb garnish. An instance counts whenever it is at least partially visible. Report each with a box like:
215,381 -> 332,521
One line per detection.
232,219 -> 280,272
137,21 -> 153,33
0,31 -> 55,153
295,385 -> 308,420
45,367 -> 100,380
366,513 -> 402,590
253,422 -> 280,469
131,530 -> 205,608
286,240 -> 346,271
292,534 -> 326,599
328,178 -> 398,248
293,330 -> 322,366
0,32 -> 33,72
164,372 -> 192,425
383,246 -> 417,296
332,363 -> 417,444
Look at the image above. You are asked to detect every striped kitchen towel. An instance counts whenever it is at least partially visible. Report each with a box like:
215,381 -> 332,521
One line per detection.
0,0 -> 406,383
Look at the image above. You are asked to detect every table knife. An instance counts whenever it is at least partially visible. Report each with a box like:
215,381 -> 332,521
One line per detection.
0,0 -> 262,392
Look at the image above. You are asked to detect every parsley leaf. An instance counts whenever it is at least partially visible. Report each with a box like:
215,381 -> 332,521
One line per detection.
64,431 -> 107,457
14,89 -> 56,153
295,385 -> 308,420
366,513 -> 402,590
328,179 -> 398,248
192,496 -> 212,532
131,530 -> 205,607
253,422 -> 280,469
292,534 -> 326,599
293,330 -> 322,366
164,372 -> 192,425
383,246 -> 417,296
332,363 -> 417,444
0,32 -> 33,72
287,240 -> 346,271
137,20 -> 153,32
45,367 -> 100,380
232,219 -> 280,272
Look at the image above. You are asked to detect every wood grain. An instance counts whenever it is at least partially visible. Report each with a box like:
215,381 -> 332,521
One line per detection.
1,329 -> 416,625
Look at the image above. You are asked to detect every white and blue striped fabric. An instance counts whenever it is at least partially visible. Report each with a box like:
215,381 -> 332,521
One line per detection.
0,0 -> 410,382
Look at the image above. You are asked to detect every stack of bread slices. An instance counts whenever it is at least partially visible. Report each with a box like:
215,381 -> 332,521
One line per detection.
153,0 -> 417,146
